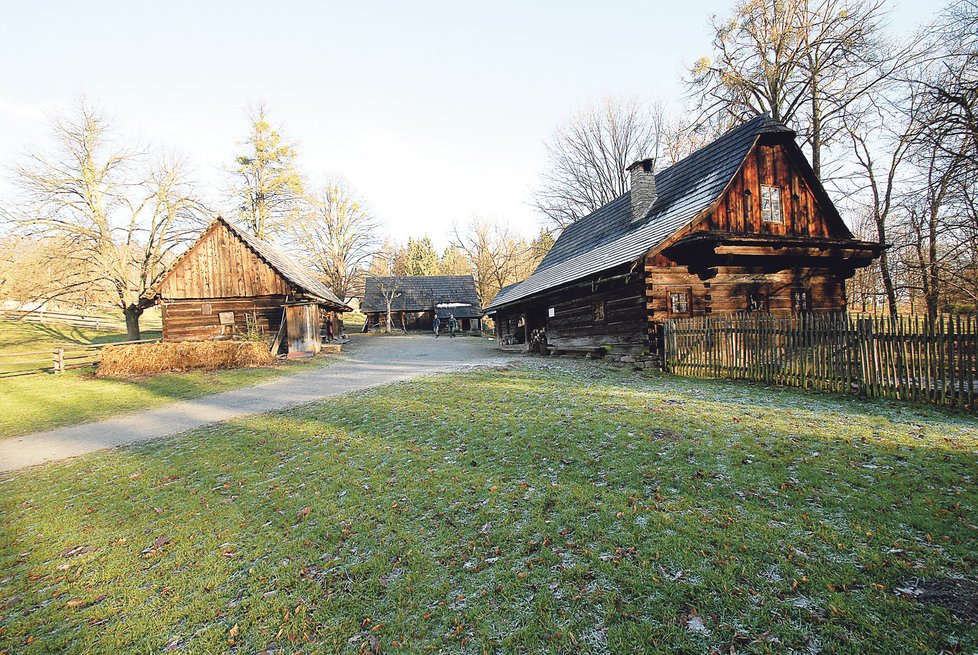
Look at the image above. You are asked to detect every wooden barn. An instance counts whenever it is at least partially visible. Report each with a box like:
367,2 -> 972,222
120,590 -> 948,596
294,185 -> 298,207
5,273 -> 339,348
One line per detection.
361,275 -> 483,333
484,114 -> 885,355
151,216 -> 351,353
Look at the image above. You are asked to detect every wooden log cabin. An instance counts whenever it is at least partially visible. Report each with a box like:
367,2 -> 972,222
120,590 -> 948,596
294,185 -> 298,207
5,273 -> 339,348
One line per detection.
361,275 -> 483,333
484,114 -> 885,356
151,216 -> 351,353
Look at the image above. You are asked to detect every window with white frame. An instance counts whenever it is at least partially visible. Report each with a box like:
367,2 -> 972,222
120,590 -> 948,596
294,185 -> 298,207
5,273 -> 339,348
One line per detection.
669,291 -> 690,316
760,185 -> 783,223
792,288 -> 811,312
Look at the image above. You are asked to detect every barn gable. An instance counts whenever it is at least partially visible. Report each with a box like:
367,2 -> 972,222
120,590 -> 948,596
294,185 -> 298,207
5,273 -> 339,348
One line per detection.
158,220 -> 292,299
156,216 -> 349,309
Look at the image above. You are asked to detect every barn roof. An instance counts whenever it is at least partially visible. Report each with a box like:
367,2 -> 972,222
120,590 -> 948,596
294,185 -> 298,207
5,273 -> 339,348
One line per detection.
156,216 -> 351,310
362,275 -> 483,319
485,114 -> 795,311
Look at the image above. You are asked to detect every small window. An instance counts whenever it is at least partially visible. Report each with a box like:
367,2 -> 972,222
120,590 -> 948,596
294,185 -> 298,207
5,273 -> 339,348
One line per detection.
761,185 -> 783,223
593,301 -> 606,322
792,288 -> 811,312
748,292 -> 769,313
669,291 -> 690,316
201,302 -> 213,316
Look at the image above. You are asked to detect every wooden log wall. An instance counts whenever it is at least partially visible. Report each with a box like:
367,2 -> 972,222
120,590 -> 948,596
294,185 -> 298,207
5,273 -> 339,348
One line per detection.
161,297 -> 285,342
160,221 -> 292,299
540,274 -> 647,352
645,263 -> 846,320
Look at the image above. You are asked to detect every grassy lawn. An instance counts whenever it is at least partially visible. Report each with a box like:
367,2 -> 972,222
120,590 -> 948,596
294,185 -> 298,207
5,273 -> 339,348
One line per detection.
342,311 -> 366,334
1,362 -> 976,654
0,320 -> 330,438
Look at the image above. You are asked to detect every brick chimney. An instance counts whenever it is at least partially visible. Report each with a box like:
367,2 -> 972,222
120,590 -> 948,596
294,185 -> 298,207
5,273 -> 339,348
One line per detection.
627,158 -> 657,223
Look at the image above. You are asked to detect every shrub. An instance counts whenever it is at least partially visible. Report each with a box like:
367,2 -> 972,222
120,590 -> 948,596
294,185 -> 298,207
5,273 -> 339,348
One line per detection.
97,340 -> 274,377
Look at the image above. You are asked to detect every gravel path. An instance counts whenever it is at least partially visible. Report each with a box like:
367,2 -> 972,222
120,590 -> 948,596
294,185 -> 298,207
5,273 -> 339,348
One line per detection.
0,335 -> 513,473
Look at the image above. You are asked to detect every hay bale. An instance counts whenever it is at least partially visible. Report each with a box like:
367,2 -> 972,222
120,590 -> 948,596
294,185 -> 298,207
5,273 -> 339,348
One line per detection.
97,340 -> 274,377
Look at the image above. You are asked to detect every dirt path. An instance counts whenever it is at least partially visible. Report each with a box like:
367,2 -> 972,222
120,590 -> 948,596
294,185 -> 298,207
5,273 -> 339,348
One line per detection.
0,335 -> 513,473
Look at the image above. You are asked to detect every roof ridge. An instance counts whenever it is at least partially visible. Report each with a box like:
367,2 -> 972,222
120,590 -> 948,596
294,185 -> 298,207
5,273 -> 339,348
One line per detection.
488,114 -> 792,310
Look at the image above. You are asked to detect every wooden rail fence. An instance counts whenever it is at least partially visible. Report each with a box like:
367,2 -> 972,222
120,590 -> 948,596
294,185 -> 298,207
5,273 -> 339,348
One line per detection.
0,309 -> 162,332
663,312 -> 978,410
0,338 -> 160,378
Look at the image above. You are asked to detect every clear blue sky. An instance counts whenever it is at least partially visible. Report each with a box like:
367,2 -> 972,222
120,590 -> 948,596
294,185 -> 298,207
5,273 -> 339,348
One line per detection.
0,0 -> 931,248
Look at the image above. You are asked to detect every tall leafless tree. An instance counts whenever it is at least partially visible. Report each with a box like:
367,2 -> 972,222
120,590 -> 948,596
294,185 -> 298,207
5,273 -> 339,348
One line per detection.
288,181 -> 378,302
451,219 -> 542,305
4,103 -> 204,339
532,98 -> 666,231
377,279 -> 401,333
687,0 -> 910,177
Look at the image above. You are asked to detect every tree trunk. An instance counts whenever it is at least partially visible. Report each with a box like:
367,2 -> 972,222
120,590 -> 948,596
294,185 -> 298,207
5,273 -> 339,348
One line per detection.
810,77 -> 821,178
927,204 -> 940,322
874,214 -> 899,317
124,304 -> 143,341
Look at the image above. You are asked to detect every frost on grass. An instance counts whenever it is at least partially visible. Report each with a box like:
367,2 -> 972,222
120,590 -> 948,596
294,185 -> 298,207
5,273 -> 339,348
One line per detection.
0,361 -> 976,654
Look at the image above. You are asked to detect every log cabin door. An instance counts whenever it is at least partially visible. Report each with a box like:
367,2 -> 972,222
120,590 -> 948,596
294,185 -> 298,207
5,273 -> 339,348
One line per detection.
526,306 -> 550,354
285,303 -> 322,354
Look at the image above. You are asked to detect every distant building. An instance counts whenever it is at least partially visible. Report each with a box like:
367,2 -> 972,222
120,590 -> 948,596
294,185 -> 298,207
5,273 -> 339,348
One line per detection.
361,275 -> 483,333
485,114 -> 884,355
151,216 -> 350,354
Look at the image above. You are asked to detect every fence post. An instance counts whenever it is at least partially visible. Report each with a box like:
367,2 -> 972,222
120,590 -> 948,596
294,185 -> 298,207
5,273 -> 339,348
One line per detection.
856,318 -> 875,397
53,347 -> 64,374
662,321 -> 671,373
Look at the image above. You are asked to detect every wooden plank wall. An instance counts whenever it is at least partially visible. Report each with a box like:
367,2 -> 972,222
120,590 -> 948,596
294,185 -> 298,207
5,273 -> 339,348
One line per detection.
160,222 -> 292,300
706,142 -> 838,239
286,304 -> 322,353
161,297 -> 285,341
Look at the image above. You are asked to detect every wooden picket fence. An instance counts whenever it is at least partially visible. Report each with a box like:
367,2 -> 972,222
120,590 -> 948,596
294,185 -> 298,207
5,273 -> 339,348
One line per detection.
663,312 -> 978,410
0,338 -> 160,378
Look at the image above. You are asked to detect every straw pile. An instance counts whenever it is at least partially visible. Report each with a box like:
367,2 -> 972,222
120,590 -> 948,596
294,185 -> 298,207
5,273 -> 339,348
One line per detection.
97,340 -> 273,377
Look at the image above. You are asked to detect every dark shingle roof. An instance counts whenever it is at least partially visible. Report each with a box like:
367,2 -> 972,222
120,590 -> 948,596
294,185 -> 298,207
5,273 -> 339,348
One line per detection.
362,276 -> 483,319
485,114 -> 794,311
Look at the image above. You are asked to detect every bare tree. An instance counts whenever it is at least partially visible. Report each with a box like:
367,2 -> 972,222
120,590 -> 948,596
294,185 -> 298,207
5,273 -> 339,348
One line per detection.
377,279 -> 401,333
231,103 -> 304,240
915,0 -> 977,168
0,235 -> 100,308
891,0 -> 978,318
5,103 -> 203,339
841,89 -> 921,316
368,239 -> 409,277
687,0 -> 909,176
288,181 -> 378,301
533,98 -> 666,230
451,219 -> 537,305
